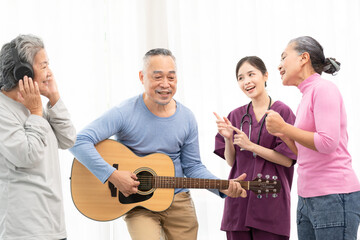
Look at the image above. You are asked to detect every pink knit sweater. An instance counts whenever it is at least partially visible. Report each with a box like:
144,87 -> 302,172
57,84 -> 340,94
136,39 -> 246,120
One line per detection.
295,73 -> 360,197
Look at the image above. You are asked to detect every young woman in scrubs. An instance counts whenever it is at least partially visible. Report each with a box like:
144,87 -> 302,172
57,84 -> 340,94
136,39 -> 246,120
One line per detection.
214,56 -> 297,240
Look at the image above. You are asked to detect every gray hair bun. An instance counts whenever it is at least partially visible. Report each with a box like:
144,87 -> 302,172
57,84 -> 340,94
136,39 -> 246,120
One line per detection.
323,58 -> 340,75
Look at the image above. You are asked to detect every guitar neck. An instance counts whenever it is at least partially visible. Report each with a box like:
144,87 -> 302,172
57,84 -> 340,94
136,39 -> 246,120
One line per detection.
148,176 -> 249,190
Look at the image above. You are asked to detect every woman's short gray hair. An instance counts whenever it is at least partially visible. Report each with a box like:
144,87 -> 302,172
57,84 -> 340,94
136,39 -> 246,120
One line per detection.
0,34 -> 44,91
289,36 -> 340,75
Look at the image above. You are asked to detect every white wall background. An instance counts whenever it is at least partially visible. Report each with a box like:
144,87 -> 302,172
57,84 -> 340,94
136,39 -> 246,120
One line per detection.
1,0 -> 360,239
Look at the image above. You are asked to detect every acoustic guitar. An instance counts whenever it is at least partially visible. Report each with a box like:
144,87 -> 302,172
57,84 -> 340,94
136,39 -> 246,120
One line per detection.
70,139 -> 281,221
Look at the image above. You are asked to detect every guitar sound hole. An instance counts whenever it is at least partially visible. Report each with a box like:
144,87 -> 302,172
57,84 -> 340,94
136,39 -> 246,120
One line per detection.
137,171 -> 154,191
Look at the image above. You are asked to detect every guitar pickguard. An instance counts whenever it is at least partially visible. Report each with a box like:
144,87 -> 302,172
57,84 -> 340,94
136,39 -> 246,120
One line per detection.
118,191 -> 154,204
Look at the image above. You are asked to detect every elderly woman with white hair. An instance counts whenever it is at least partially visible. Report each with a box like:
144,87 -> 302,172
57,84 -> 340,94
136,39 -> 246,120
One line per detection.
0,34 -> 76,240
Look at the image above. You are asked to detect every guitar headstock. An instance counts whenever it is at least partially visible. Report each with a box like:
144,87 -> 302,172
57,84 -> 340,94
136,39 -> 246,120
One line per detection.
249,174 -> 281,199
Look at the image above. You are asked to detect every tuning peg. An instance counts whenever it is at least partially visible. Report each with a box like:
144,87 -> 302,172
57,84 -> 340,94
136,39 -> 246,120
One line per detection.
257,173 -> 262,178
272,193 -> 278,198
257,194 -> 262,199
272,176 -> 278,181
265,175 -> 270,183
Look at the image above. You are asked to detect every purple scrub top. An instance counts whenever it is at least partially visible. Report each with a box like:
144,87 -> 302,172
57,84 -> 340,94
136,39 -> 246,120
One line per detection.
214,101 -> 296,237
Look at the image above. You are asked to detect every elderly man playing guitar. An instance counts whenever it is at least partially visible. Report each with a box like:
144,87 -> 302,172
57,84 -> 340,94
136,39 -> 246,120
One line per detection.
70,48 -> 247,240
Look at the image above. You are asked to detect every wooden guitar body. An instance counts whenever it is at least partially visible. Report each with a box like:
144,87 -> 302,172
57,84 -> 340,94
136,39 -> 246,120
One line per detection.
71,139 -> 175,221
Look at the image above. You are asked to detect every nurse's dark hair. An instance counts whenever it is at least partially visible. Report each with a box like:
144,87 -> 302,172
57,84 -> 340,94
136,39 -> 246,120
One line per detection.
235,56 -> 268,87
289,36 -> 340,75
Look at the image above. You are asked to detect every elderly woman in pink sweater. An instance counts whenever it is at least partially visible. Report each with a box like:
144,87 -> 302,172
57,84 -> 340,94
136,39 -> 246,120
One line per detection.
265,36 -> 360,240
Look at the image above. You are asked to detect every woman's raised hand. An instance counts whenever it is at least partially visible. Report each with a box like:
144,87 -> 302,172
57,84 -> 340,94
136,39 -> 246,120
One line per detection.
213,112 -> 233,140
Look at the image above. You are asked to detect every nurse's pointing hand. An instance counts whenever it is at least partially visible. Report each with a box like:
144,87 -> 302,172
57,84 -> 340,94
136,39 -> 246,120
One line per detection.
229,125 -> 253,151
213,112 -> 233,140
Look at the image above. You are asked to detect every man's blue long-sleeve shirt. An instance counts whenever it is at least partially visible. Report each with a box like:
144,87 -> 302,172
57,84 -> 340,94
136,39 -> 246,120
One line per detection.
70,94 -> 224,196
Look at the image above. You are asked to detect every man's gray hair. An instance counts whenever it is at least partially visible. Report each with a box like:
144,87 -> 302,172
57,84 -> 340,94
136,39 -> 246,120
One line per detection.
142,48 -> 176,72
0,34 -> 44,91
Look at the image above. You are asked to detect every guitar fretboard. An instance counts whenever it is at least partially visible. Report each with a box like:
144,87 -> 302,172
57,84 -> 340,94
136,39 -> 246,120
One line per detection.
139,176 -> 250,190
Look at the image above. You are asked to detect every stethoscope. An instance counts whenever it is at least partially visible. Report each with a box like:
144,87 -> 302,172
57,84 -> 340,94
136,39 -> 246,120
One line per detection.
240,95 -> 272,158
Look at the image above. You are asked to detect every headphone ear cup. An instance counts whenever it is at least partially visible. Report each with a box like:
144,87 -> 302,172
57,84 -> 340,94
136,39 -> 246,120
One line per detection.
13,62 -> 34,81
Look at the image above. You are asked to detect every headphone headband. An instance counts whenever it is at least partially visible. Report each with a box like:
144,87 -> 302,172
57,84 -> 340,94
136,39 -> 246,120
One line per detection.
11,44 -> 21,63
